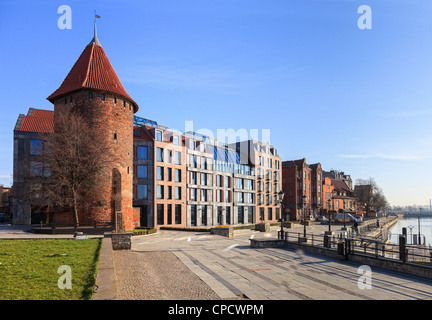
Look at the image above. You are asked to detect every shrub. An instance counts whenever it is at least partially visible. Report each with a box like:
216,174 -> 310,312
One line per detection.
132,227 -> 157,236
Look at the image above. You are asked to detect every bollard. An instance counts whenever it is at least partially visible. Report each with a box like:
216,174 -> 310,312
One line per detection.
399,235 -> 407,262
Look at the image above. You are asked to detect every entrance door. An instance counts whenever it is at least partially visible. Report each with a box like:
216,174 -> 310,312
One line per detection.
140,205 -> 148,227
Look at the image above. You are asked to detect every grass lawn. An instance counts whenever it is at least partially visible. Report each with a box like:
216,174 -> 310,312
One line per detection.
0,238 -> 102,300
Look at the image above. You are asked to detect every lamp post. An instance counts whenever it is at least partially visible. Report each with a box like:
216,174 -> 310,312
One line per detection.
302,195 -> 307,238
418,209 -> 421,245
327,198 -> 332,233
278,190 -> 285,240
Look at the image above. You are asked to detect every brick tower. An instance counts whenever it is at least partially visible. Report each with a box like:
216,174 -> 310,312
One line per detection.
47,21 -> 138,230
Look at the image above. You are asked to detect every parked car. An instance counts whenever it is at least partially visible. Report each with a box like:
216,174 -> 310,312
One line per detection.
317,216 -> 329,222
0,213 -> 9,223
335,212 -> 359,223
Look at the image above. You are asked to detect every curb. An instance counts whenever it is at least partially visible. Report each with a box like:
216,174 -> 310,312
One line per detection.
93,236 -> 117,300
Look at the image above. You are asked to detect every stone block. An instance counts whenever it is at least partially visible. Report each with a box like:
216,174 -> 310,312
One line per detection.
210,227 -> 233,238
255,223 -> 270,232
111,232 -> 133,250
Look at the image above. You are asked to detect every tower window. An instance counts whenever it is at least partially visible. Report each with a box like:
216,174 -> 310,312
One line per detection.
64,97 -> 67,104
113,96 -> 117,104
70,96 -> 73,103
114,133 -> 117,141
101,94 -> 105,101
89,92 -> 93,100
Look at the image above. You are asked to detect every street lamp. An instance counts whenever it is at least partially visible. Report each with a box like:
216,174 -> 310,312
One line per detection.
302,195 -> 307,238
278,190 -> 285,240
327,198 -> 332,233
418,209 -> 422,245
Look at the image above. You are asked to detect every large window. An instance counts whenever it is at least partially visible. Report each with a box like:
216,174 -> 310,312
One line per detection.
175,169 -> 181,182
217,189 -> 222,203
173,135 -> 179,145
190,188 -> 197,201
167,168 -> 172,181
167,186 -> 172,200
137,165 -> 148,178
201,205 -> 207,226
268,208 -> 273,220
157,185 -> 164,199
30,139 -> 45,155
217,175 -> 222,187
137,185 -> 148,200
175,204 -> 182,224
137,146 -> 148,159
157,148 -> 164,162
167,204 -> 172,225
156,130 -> 162,141
190,171 -> 197,184
175,187 -> 181,200
157,166 -> 164,180
166,149 -> 172,163
237,192 -> 244,203
238,206 -> 244,224
191,205 -> 197,226
157,204 -> 164,225
237,178 -> 244,189
175,151 -> 182,165
201,189 -> 207,202
190,155 -> 196,168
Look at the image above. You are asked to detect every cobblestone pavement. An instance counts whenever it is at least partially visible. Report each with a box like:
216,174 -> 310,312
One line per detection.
114,225 -> 432,300
113,250 -> 220,300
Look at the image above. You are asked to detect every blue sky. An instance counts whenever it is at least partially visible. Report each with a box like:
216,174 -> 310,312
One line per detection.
1,0 -> 432,206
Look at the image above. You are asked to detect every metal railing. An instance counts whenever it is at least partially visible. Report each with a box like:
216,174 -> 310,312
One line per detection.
277,230 -> 432,265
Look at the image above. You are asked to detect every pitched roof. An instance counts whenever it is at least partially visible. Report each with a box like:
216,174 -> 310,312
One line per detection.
19,109 -> 54,133
331,179 -> 352,193
282,158 -> 306,168
47,41 -> 138,112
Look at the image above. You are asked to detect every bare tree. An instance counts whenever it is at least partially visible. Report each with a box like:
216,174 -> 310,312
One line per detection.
25,111 -> 117,226
354,177 -> 389,214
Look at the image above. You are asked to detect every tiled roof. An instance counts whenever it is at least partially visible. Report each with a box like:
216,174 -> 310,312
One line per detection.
47,42 -> 138,112
19,109 -> 54,133
331,179 -> 352,193
282,158 -> 306,168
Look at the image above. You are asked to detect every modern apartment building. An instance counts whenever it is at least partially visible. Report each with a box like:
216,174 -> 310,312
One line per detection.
132,117 -> 282,228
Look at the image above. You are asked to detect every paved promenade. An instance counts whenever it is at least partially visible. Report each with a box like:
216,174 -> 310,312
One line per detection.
2,222 -> 432,300
114,225 -> 432,300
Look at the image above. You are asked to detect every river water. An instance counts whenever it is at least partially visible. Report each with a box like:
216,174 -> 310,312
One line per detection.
388,216 -> 432,246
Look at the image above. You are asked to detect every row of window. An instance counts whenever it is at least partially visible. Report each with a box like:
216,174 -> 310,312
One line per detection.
157,204 -> 182,225
189,205 -> 256,226
256,168 -> 280,181
258,156 -> 280,169
257,181 -> 281,193
156,185 -> 182,200
257,194 -> 283,206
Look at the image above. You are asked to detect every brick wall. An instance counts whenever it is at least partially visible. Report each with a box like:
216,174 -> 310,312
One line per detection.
53,89 -> 135,230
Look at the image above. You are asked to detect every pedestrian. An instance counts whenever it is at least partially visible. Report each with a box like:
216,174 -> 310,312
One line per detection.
353,220 -> 359,235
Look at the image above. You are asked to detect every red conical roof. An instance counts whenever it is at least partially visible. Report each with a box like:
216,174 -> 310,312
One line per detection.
47,42 -> 138,112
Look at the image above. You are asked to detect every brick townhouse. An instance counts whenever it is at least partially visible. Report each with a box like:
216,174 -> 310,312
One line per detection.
281,158 -> 323,221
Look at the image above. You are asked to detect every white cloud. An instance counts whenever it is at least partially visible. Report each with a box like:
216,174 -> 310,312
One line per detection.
339,153 -> 426,161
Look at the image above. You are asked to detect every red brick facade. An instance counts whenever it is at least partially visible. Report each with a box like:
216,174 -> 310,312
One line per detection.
48,40 -> 137,230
